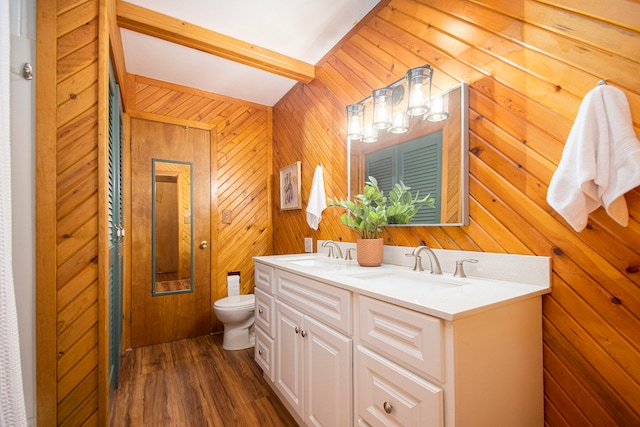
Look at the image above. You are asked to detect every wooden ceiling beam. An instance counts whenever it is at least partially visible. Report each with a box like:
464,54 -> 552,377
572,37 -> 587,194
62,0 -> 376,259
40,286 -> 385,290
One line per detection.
116,1 -> 315,83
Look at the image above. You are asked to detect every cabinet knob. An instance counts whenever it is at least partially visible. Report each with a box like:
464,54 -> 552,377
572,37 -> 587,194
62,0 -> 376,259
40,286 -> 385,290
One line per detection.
258,308 -> 263,314
258,349 -> 263,355
295,326 -> 300,334
301,330 -> 307,337
383,401 -> 393,414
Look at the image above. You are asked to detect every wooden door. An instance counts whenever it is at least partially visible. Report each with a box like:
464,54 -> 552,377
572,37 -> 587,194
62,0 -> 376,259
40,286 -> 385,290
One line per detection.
130,119 -> 211,347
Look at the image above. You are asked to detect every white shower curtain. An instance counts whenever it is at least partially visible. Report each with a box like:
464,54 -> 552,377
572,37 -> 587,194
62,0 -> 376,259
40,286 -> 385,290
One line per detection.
0,0 -> 28,425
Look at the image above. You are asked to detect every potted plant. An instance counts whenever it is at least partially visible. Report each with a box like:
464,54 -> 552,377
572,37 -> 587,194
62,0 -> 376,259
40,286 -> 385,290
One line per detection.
328,176 -> 435,266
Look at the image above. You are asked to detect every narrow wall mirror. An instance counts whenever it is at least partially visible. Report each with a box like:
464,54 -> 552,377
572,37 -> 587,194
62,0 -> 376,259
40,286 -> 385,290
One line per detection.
349,82 -> 469,226
152,159 -> 194,295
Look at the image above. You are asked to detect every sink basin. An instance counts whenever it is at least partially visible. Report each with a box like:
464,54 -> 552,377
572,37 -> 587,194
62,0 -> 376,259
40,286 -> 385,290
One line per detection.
341,269 -> 469,292
275,255 -> 352,269
290,258 -> 334,267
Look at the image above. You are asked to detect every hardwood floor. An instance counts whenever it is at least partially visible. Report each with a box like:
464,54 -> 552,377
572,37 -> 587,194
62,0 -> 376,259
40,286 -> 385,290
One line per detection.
110,334 -> 299,426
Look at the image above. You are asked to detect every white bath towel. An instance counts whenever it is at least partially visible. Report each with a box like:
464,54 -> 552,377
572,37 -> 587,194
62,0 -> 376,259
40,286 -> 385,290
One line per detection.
306,165 -> 327,230
547,84 -> 640,232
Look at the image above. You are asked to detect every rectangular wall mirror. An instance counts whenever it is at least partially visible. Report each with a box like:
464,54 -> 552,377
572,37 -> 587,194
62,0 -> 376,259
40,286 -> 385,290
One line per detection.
152,159 -> 194,295
349,82 -> 469,226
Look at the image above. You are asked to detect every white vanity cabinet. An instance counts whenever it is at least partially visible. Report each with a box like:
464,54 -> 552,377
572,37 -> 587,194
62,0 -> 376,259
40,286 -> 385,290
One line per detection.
272,267 -> 354,426
356,294 -> 544,427
276,300 -> 352,426
356,295 -> 445,427
356,345 -> 444,427
254,263 -> 276,381
254,252 -> 548,427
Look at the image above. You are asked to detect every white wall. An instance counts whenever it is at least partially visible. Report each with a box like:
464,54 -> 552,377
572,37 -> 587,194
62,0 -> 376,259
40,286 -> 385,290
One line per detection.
10,0 -> 36,425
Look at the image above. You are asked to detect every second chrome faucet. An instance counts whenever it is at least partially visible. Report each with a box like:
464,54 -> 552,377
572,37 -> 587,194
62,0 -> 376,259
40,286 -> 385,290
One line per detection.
406,246 -> 442,274
321,240 -> 344,259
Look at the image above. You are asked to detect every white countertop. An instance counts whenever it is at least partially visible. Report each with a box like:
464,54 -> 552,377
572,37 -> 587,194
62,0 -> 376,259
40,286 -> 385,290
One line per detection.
254,249 -> 551,321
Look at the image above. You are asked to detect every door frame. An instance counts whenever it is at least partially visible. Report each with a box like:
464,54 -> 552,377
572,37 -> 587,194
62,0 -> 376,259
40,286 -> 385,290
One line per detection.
122,111 -> 218,350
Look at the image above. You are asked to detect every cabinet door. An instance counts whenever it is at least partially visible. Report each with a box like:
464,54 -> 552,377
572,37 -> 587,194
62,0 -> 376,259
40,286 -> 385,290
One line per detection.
276,300 -> 305,417
255,262 -> 275,293
357,345 -> 443,427
304,316 -> 353,427
255,327 -> 275,382
359,295 -> 443,381
276,269 -> 353,335
255,288 -> 275,337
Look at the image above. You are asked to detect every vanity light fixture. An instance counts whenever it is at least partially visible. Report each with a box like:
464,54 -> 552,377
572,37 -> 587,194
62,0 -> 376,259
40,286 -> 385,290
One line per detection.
426,90 -> 449,122
389,79 -> 409,134
406,65 -> 432,116
372,88 -> 393,130
346,64 -> 449,141
346,103 -> 364,139
361,97 -> 378,143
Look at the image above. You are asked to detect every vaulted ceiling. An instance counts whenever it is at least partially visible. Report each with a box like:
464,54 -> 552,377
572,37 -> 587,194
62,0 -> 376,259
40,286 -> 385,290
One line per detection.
117,0 -> 382,106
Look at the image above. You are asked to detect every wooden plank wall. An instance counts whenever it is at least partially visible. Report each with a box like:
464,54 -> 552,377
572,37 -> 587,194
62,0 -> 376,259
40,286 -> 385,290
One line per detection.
126,75 -> 273,334
38,6 -> 272,422
272,0 -> 640,425
36,0 -> 108,424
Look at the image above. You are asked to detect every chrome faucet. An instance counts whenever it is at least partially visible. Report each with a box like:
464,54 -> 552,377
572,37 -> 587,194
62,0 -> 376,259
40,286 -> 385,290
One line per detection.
453,259 -> 478,278
345,248 -> 356,260
321,240 -> 343,259
407,246 -> 442,274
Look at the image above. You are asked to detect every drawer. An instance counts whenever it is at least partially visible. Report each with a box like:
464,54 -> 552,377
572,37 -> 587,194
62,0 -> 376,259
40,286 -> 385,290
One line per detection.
356,345 -> 443,427
276,269 -> 352,336
255,327 -> 275,382
359,295 -> 443,382
255,262 -> 275,294
255,288 -> 275,337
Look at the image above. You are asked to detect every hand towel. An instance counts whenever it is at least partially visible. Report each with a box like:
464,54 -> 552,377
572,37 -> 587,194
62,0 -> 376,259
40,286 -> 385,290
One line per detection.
306,165 -> 326,230
547,84 -> 640,231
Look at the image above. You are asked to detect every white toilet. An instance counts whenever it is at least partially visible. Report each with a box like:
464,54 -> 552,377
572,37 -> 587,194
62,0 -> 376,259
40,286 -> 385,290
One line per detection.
213,294 -> 256,350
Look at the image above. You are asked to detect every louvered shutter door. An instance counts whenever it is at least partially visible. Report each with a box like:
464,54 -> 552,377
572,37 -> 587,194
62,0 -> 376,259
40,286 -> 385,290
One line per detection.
397,132 -> 442,224
365,146 -> 395,195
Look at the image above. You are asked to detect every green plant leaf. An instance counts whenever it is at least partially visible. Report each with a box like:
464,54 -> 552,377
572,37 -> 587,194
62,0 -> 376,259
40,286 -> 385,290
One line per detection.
327,175 -> 437,238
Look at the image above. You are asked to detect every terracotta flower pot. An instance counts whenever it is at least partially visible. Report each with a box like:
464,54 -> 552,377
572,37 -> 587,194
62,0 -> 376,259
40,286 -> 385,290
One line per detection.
356,238 -> 384,267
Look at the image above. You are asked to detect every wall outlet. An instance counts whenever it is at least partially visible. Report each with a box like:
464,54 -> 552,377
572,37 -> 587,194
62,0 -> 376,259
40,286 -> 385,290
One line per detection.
304,237 -> 313,253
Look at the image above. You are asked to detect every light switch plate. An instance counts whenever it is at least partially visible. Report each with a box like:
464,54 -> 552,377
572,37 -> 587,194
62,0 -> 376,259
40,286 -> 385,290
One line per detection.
222,209 -> 231,224
304,237 -> 313,253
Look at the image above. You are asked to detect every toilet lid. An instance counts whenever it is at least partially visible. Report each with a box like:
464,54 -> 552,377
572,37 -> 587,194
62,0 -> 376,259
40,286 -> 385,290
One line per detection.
214,294 -> 255,309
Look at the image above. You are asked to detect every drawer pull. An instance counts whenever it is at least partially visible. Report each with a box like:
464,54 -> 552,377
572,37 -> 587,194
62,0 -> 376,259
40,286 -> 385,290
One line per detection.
258,349 -> 263,355
258,308 -> 263,314
383,401 -> 393,414
301,330 -> 307,337
295,326 -> 300,334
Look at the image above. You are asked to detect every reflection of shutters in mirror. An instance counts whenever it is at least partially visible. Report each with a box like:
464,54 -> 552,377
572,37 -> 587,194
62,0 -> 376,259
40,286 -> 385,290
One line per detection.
108,63 -> 124,393
365,151 -> 394,192
365,131 -> 443,224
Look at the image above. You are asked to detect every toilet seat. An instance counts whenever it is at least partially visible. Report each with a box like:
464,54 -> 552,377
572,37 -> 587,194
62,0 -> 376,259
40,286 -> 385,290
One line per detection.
214,294 -> 255,310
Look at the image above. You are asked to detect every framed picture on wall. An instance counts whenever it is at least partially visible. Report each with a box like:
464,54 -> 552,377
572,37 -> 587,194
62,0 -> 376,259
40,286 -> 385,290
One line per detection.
280,161 -> 302,210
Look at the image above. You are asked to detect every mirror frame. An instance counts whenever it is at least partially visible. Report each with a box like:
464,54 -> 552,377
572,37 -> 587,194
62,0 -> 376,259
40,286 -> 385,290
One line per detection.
348,82 -> 469,226
152,158 -> 195,296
